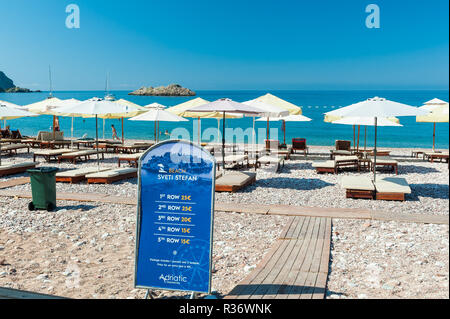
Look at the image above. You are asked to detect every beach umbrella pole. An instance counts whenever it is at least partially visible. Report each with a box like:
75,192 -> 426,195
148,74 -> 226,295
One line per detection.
96,114 -> 100,170
373,117 -> 378,182
433,123 -> 436,151
122,118 -> 124,144
222,112 -> 226,171
71,117 -> 74,149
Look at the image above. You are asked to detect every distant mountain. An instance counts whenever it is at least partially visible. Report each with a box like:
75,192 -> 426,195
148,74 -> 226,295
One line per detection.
0,71 -> 39,93
129,84 -> 196,96
0,71 -> 15,92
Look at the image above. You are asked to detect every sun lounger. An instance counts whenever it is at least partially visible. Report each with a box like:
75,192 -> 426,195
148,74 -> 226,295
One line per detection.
215,171 -> 256,192
58,150 -> 104,164
312,160 -> 336,174
1,144 -> 30,155
33,149 -> 75,162
0,162 -> 37,177
118,153 -> 145,167
56,167 -> 110,183
411,150 -> 425,158
257,155 -> 285,172
216,154 -> 249,169
370,157 -> 398,174
86,168 -> 138,184
423,152 -> 449,163
335,155 -> 360,172
374,177 -> 411,201
330,150 -> 352,159
292,138 -> 309,156
340,176 -> 375,199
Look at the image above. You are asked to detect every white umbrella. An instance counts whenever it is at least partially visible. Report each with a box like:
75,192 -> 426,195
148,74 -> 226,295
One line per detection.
144,102 -> 167,109
53,98 -> 135,169
187,98 -> 263,169
244,99 -> 289,148
47,98 -> 81,147
325,97 -> 428,181
331,116 -> 402,152
129,108 -> 188,143
0,104 -> 37,165
256,114 -> 312,146
417,99 -> 448,151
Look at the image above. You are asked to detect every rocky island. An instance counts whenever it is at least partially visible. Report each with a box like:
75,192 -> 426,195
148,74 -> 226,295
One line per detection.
0,71 -> 39,93
129,84 -> 196,96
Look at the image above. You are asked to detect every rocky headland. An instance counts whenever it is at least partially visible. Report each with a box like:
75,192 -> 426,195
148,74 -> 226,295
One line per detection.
129,84 -> 196,96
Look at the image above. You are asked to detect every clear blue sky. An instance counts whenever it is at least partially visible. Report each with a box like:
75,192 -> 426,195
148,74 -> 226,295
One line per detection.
1,0 -> 448,91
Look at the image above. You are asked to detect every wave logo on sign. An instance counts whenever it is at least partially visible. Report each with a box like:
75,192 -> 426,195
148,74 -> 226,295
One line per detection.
158,164 -> 167,173
159,273 -> 188,285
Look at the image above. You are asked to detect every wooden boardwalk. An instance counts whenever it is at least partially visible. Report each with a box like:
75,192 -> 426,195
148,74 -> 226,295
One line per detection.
226,216 -> 332,299
0,287 -> 65,299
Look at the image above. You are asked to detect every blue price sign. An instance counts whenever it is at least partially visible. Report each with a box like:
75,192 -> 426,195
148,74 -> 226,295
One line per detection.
134,140 -> 216,294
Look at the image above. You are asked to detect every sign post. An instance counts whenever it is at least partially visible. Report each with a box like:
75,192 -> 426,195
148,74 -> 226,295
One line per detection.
135,140 -> 216,296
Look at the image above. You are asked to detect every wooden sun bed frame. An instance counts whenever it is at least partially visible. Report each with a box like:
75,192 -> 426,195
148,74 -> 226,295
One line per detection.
256,156 -> 285,172
56,168 -> 110,184
215,172 -> 257,192
370,158 -> 398,175
340,176 -> 411,201
118,153 -> 144,167
340,176 -> 375,200
0,162 -> 37,177
33,149 -> 74,162
58,151 -> 104,164
86,169 -> 138,184
1,144 -> 30,156
424,152 -> 449,163
216,154 -> 249,170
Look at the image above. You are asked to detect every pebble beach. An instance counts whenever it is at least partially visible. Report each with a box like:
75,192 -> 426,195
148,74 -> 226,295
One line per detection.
0,143 -> 448,299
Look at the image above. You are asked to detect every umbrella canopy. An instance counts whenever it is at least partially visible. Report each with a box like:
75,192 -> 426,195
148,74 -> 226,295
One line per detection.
0,100 -> 28,111
256,114 -> 312,146
325,97 -> 428,181
417,101 -> 449,123
187,98 -> 263,170
416,99 -> 448,151
0,103 -> 37,120
144,102 -> 167,109
53,98 -> 137,168
331,116 -> 401,126
25,97 -> 64,115
325,97 -> 428,118
129,108 -> 187,143
255,93 -> 303,115
0,104 -> 37,165
244,99 -> 290,146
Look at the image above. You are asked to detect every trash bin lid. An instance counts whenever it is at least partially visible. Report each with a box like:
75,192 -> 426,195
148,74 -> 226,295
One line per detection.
27,167 -> 59,174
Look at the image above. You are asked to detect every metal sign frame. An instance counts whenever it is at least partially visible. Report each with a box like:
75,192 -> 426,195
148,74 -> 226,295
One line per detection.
134,139 -> 216,295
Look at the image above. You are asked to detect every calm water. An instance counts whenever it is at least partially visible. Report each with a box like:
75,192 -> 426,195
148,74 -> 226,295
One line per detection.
1,90 -> 448,149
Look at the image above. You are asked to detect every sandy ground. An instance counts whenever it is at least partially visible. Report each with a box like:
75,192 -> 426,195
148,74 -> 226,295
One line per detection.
0,143 -> 448,299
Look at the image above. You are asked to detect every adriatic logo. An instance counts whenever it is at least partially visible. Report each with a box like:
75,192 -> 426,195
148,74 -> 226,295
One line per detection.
159,274 -> 188,285
158,164 -> 167,173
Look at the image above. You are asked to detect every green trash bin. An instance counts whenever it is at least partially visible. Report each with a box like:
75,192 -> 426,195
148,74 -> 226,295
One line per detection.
27,167 -> 59,212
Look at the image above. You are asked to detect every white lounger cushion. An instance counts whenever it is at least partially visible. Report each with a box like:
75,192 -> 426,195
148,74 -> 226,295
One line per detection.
1,144 -> 27,150
86,168 -> 137,179
57,167 -> 110,178
375,177 -> 411,194
0,162 -> 37,171
312,161 -> 335,168
35,149 -> 74,156
331,150 -> 352,155
216,172 -> 255,187
370,157 -> 397,164
223,155 -> 247,163
258,156 -> 283,164
334,155 -> 359,162
425,152 -> 449,156
119,153 -> 145,160
63,150 -> 98,157
340,176 -> 375,191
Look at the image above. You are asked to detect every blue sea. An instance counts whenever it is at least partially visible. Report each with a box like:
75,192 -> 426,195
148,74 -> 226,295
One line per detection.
1,90 -> 448,149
